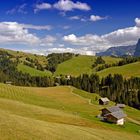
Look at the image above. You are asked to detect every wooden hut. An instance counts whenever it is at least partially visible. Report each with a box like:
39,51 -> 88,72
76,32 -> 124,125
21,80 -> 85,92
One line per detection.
99,97 -> 110,105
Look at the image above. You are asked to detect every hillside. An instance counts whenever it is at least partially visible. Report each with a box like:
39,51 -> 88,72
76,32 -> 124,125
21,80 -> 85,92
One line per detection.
97,62 -> 140,78
0,47 -> 140,79
0,48 -> 48,67
0,48 -> 50,77
55,55 -> 121,76
0,84 -> 139,139
55,55 -> 95,76
17,64 -> 52,77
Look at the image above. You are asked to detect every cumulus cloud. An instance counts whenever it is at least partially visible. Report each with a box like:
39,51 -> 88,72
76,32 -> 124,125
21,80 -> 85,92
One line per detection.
63,18 -> 140,54
90,15 -> 107,22
34,3 -> 52,13
53,0 -> 90,11
0,22 -> 39,45
35,0 -> 91,12
0,22 -> 54,46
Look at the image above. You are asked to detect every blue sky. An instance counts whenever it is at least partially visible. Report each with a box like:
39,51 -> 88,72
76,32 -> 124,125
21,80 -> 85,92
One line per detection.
0,0 -> 140,55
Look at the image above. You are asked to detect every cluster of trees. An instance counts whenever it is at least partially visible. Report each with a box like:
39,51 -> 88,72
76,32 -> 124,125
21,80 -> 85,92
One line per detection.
25,57 -> 44,71
46,53 -> 76,73
0,50 -> 13,58
55,74 -> 140,109
92,56 -> 105,68
96,57 -> 140,71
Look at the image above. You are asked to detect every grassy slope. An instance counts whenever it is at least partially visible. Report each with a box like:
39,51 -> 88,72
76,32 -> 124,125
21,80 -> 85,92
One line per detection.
0,83 -> 139,140
55,55 -> 95,76
17,64 -> 52,77
55,55 -> 121,76
0,48 -> 48,66
97,62 -> 140,78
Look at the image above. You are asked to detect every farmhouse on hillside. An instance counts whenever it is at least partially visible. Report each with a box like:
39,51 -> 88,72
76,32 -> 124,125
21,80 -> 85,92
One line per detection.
101,106 -> 127,125
99,97 -> 110,105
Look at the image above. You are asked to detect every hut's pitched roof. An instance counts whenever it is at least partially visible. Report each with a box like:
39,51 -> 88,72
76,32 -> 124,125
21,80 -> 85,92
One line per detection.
100,97 -> 110,102
106,111 -> 127,119
106,106 -> 121,113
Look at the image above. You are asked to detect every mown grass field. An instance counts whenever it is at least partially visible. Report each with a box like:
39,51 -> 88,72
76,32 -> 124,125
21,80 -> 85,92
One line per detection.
55,55 -> 121,76
97,62 -> 140,78
0,83 -> 139,140
17,64 -> 52,77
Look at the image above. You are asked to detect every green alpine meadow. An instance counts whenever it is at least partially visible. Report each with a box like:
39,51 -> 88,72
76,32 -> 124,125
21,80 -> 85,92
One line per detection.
0,0 -> 140,139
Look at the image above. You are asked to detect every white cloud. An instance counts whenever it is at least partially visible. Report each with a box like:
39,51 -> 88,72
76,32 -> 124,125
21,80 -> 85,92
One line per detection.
22,24 -> 52,30
40,35 -> 56,47
69,16 -> 80,20
0,22 -> 54,46
63,18 -> 140,54
90,15 -> 107,22
102,26 -> 140,46
34,3 -> 52,13
135,18 -> 140,27
54,0 -> 90,11
48,47 -> 75,53
0,22 -> 39,45
69,15 -> 107,22
63,34 -> 77,42
35,0 -> 91,12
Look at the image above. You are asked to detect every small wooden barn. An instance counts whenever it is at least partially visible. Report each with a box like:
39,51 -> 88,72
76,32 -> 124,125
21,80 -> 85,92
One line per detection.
99,97 -> 110,105
5,81 -> 12,85
101,106 -> 126,125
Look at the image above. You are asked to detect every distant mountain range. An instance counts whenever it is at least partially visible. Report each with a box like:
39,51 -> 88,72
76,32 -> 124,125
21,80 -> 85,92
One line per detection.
96,39 -> 140,56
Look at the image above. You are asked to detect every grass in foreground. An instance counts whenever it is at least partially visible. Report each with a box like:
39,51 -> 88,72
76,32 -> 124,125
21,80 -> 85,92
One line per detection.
0,84 -> 139,140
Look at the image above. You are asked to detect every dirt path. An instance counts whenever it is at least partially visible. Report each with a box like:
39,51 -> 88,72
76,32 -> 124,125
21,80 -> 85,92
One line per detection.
69,86 -> 93,105
127,117 -> 140,126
